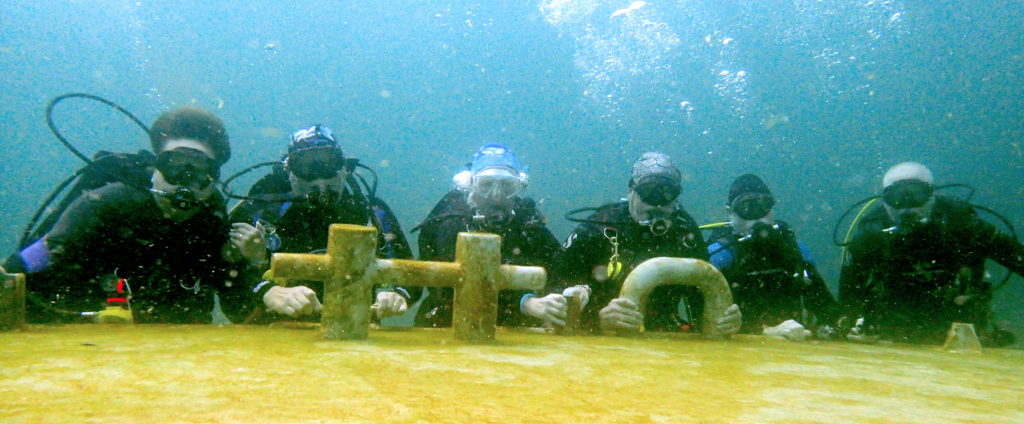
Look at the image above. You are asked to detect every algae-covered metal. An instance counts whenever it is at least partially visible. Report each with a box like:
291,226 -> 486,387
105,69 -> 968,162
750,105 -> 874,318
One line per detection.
270,224 -> 546,341
618,257 -> 733,337
1,272 -> 26,331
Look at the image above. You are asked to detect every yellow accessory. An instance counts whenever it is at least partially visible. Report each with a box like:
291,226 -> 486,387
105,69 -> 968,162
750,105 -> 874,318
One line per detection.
97,305 -> 133,324
699,222 -> 731,230
840,198 -> 879,266
604,228 -> 623,280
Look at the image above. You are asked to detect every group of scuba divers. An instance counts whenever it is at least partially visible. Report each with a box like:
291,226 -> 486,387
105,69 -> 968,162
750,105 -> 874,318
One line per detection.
2,95 -> 1022,347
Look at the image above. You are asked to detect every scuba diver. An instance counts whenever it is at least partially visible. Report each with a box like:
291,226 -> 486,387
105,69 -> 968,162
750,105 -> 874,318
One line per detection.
413,143 -> 564,327
839,162 -> 1023,345
707,174 -> 837,339
228,124 -> 413,322
2,106 -> 264,323
553,152 -> 742,335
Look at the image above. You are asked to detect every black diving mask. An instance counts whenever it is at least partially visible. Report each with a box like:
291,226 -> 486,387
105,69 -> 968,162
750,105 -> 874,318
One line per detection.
155,148 -> 219,190
633,178 -> 681,207
731,193 -> 775,220
882,180 -> 933,209
288,148 -> 344,181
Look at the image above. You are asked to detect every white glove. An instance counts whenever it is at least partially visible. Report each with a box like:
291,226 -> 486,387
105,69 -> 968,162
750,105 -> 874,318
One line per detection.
373,291 -> 408,319
762,319 -> 812,341
561,285 -> 591,310
229,222 -> 268,266
599,298 -> 644,331
522,294 -> 568,326
263,285 -> 322,317
713,304 -> 743,337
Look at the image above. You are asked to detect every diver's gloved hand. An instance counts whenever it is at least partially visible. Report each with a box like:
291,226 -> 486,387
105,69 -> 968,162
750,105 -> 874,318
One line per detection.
713,304 -> 743,337
229,222 -> 268,267
561,285 -> 591,310
373,291 -> 408,319
599,298 -> 644,331
762,319 -> 812,341
522,294 -> 568,326
846,317 -> 879,344
263,285 -> 322,317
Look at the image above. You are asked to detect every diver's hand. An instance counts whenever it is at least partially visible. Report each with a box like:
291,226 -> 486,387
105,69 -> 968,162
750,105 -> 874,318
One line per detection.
373,291 -> 408,319
846,317 -> 879,344
599,298 -> 644,331
263,285 -> 322,317
713,304 -> 743,337
762,319 -> 812,341
561,285 -> 591,310
229,222 -> 267,266
522,294 -> 568,326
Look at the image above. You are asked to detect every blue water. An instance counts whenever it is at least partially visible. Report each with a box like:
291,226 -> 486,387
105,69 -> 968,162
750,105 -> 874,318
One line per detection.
1,0 -> 1021,335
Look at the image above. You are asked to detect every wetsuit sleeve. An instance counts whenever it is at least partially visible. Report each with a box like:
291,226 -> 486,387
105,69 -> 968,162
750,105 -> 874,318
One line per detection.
550,222 -> 603,294
500,207 -> 564,327
964,209 -> 1024,276
370,198 -> 414,260
368,198 -> 416,302
12,185 -> 141,319
28,186 -> 132,276
227,200 -> 256,224
803,262 -> 839,326
838,235 -> 876,322
417,195 -> 462,262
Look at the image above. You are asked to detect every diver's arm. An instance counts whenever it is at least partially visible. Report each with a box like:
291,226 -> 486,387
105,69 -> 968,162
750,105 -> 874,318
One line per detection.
837,246 -> 873,326
802,262 -> 840,326
969,212 -> 1024,277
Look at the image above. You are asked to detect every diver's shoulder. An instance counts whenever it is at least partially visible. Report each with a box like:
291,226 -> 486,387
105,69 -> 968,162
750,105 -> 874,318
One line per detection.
934,195 -> 974,214
89,182 -> 150,204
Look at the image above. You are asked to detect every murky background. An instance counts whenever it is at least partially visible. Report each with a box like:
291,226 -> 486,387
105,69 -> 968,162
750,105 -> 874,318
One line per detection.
1,0 -> 1021,337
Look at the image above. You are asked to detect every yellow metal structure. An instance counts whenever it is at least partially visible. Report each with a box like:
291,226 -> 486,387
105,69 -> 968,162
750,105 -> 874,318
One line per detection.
618,256 -> 734,337
0,273 -> 25,331
270,224 -> 546,341
1,325 -> 1021,423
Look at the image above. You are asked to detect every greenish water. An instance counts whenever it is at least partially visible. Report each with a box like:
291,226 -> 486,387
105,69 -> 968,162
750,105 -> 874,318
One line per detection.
0,2 -> 1020,336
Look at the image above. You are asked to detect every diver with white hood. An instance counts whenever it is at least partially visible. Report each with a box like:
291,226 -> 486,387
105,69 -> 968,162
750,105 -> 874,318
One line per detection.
839,162 -> 1023,345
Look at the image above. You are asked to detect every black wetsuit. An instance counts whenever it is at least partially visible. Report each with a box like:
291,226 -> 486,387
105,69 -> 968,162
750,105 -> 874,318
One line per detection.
4,183 -> 257,324
414,190 -> 562,327
708,222 -> 837,334
228,172 -> 413,320
554,201 -> 708,333
840,196 -> 1024,344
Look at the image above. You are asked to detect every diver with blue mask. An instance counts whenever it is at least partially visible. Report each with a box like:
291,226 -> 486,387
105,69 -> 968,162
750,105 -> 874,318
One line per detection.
413,143 -> 563,328
228,124 -> 414,323
839,162 -> 1024,346
555,152 -> 742,335
2,106 -> 262,323
707,174 -> 837,340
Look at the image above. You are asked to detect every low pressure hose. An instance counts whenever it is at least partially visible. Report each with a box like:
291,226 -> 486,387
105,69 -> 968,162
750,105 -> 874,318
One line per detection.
618,257 -> 734,338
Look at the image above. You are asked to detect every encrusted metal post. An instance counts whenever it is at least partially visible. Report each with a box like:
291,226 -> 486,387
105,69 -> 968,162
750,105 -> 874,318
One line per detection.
1,273 -> 26,331
270,224 -> 546,342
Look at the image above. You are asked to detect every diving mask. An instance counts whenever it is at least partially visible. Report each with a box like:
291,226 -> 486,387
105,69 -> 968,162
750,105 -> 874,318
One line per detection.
731,193 -> 775,220
287,147 -> 344,181
471,168 -> 522,201
155,148 -> 219,190
632,177 -> 680,207
882,179 -> 933,209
